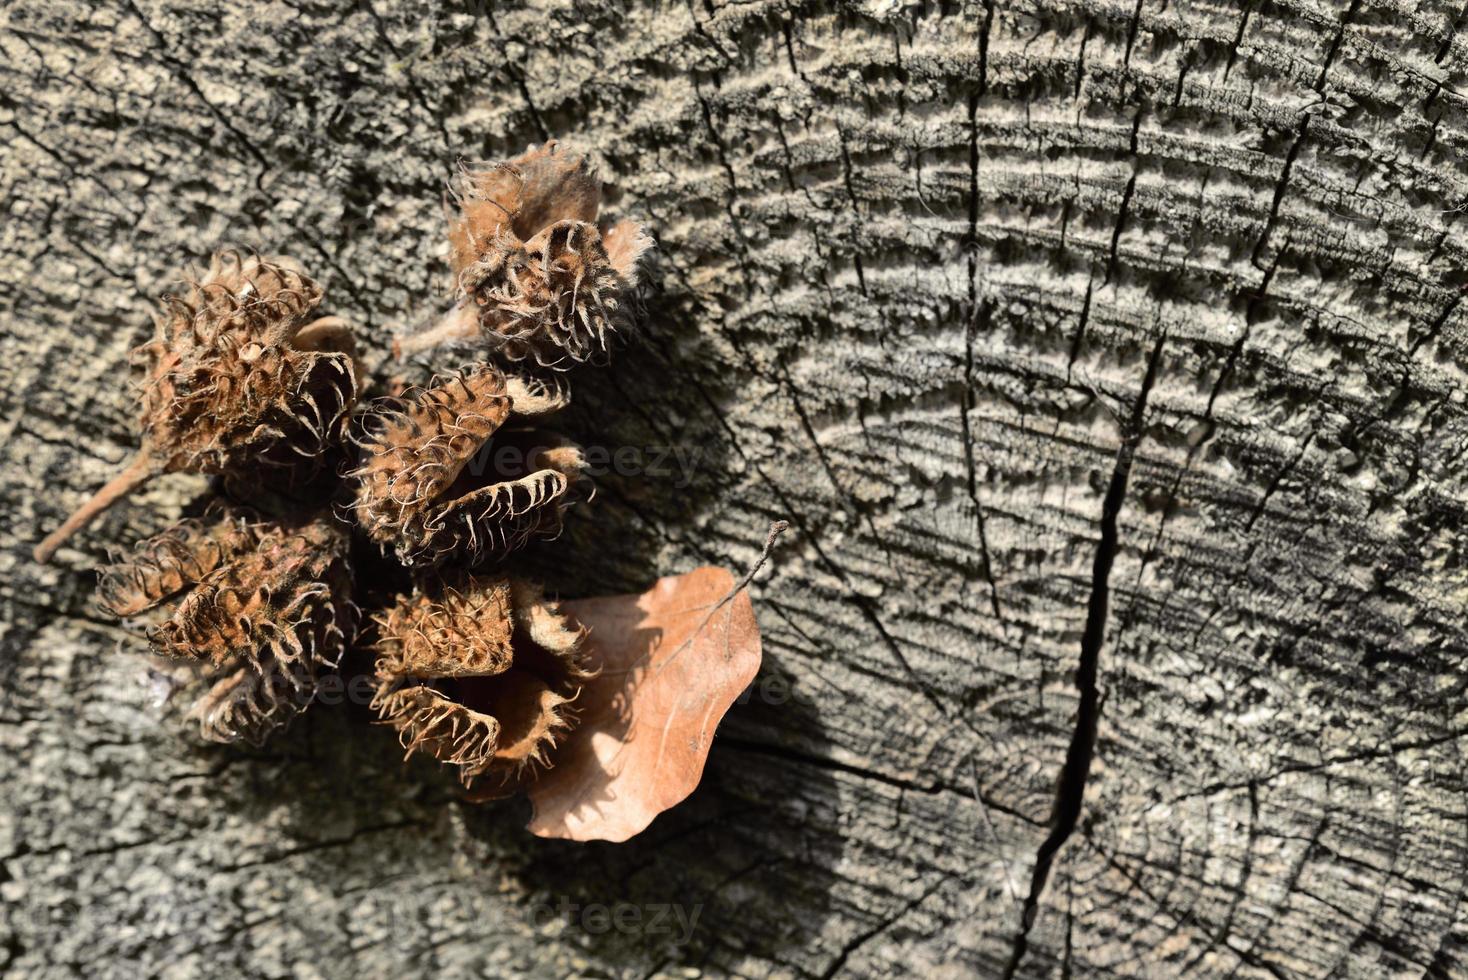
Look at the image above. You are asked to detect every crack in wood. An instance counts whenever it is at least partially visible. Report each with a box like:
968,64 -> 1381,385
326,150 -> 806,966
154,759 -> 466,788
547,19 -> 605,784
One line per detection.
1003,331 -> 1167,979
482,7 -> 551,143
818,873 -> 952,980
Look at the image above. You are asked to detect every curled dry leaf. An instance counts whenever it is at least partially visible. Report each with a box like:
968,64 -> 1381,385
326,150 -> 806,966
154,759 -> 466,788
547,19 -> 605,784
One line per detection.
35,252 -> 358,563
397,140 -> 652,367
350,365 -> 585,568
525,566 -> 763,843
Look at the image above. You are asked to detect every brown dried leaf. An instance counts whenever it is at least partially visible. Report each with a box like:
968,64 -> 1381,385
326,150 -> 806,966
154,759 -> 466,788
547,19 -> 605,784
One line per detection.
526,567 -> 763,842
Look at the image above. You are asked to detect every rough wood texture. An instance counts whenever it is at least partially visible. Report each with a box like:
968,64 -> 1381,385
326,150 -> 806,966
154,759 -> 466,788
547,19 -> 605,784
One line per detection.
5,0 -> 1468,976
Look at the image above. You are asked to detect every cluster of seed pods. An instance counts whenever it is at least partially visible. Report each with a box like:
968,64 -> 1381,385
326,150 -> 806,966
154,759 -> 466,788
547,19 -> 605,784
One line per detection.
37,141 -> 650,789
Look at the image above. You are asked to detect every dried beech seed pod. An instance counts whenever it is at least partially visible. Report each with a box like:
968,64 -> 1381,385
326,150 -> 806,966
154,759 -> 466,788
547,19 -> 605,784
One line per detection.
371,575 -> 593,790
99,511 -> 356,744
97,505 -> 263,618
351,365 -> 586,568
34,252 -> 359,563
396,140 -> 652,367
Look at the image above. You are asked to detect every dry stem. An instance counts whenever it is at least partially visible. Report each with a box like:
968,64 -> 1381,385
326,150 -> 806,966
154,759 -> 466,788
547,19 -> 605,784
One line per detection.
393,302 -> 478,360
34,452 -> 156,563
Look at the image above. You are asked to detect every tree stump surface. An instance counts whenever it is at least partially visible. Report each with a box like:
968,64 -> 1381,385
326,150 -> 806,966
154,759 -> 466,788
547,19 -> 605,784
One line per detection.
4,1 -> 1468,977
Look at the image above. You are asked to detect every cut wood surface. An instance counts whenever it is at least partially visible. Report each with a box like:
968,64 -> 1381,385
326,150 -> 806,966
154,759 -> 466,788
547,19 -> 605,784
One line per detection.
5,0 -> 1468,977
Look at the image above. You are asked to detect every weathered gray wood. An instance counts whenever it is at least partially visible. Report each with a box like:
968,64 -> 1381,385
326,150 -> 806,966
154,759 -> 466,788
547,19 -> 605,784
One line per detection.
5,0 -> 1468,976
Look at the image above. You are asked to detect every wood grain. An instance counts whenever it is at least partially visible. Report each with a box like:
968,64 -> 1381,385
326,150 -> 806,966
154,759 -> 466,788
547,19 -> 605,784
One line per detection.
4,0 -> 1468,976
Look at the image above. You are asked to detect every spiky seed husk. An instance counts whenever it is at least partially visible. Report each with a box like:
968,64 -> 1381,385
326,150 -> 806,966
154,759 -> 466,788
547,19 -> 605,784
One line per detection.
371,574 -> 593,790
501,373 -> 570,417
135,253 -> 357,472
34,252 -> 358,563
396,141 -> 653,367
351,365 -> 586,568
97,505 -> 262,618
99,511 -> 356,744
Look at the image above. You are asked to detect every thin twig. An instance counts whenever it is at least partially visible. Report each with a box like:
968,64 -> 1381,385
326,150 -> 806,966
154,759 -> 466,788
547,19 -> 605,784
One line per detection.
712,519 -> 789,613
